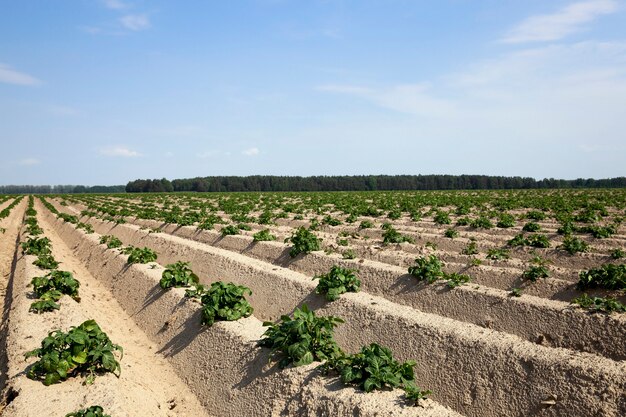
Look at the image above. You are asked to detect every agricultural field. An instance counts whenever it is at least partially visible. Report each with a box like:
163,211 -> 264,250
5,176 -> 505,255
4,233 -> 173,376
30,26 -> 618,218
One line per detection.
0,189 -> 625,416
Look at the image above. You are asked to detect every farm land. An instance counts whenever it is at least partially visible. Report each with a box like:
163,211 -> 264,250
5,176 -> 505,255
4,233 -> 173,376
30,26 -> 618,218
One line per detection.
0,189 -> 624,416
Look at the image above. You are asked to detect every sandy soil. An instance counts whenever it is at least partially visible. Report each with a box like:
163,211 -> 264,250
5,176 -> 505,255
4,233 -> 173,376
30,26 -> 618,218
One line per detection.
53,199 -> 626,361
0,203 -> 209,417
41,200 -> 626,417
0,198 -> 26,391
38,202 -> 465,417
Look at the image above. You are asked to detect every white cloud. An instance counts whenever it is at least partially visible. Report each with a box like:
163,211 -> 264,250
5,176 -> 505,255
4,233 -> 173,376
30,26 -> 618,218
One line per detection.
119,14 -> 150,31
318,41 -> 626,154
99,146 -> 141,157
19,158 -> 40,166
0,63 -> 41,86
318,85 -> 373,95
317,83 -> 456,118
151,125 -> 205,137
501,0 -> 620,43
197,150 -> 230,159
80,25 -> 103,35
242,147 -> 260,156
48,105 -> 79,116
103,0 -> 129,10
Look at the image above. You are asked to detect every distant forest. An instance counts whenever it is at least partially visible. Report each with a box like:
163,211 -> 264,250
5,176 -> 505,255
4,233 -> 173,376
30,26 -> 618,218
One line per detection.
2,175 -> 624,195
0,184 -> 126,195
125,175 -> 626,193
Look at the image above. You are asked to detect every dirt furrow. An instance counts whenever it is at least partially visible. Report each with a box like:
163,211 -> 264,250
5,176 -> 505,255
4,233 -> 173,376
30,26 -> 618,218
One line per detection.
0,198 -> 26,394
58,198 -> 622,273
41,202 -> 626,417
46,199 -> 626,360
39,203 -> 464,417
0,205 -> 209,416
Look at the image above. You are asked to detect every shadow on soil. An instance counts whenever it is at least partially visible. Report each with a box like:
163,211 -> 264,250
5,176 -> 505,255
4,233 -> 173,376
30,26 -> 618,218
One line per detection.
156,305 -> 204,358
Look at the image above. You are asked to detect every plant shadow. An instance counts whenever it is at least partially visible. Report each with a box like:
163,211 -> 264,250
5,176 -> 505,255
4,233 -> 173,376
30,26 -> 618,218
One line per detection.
156,303 -> 204,357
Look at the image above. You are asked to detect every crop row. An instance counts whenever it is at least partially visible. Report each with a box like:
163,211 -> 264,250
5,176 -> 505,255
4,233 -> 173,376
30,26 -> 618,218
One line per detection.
17,197 -> 116,415
59,192 -> 625,273
49,197 -> 625,314
2,197 -> 210,416
40,196 -> 438,407
30,196 -> 471,416
37,196 -> 626,417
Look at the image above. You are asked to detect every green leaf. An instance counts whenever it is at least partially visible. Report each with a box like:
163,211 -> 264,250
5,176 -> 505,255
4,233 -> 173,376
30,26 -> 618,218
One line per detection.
73,351 -> 88,364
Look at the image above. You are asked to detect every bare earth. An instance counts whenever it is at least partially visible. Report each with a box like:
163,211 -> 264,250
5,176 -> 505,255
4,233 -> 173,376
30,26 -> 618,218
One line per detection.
1,195 -> 625,417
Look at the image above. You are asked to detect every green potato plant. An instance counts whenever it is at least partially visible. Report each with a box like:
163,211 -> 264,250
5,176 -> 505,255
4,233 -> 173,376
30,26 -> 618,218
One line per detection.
25,320 -> 122,385
259,304 -> 343,368
160,261 -> 199,289
313,265 -> 361,301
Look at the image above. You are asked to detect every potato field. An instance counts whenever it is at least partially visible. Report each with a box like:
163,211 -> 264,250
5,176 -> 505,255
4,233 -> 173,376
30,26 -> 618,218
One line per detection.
0,189 -> 624,417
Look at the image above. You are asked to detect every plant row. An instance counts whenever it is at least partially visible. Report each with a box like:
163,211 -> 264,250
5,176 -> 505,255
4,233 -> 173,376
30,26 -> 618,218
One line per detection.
21,196 -> 116,416
155,258 -> 430,406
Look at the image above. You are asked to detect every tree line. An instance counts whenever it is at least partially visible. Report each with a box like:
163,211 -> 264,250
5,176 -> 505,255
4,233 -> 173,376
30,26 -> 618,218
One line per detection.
2,175 -> 623,195
0,184 -> 126,194
125,175 -> 626,193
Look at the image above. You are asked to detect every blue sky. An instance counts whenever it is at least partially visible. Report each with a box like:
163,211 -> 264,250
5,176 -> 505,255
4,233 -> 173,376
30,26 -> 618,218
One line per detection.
1,0 -> 625,185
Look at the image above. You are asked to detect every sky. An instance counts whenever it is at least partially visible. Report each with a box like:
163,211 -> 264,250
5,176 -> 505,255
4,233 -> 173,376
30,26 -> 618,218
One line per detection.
1,0 -> 625,185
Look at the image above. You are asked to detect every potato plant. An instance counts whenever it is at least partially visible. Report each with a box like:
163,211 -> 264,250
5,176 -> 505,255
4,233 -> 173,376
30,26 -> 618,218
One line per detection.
286,226 -> 321,257
445,272 -> 471,288
29,270 -> 81,314
259,304 -> 343,368
522,265 -> 550,282
325,343 -> 415,392
462,240 -> 479,255
404,382 -> 432,406
456,217 -> 470,226
100,235 -> 123,249
123,246 -> 158,264
381,223 -> 414,244
578,224 -> 617,239
21,236 -> 52,256
433,211 -> 451,225
186,281 -> 253,326
31,270 -> 81,301
611,248 -> 625,259
526,234 -> 550,248
408,255 -> 445,284
25,320 -> 122,385
33,254 -> 60,270
526,210 -> 546,221
577,264 -> 626,291
65,405 -> 110,417
486,248 -> 509,261
253,229 -> 276,242
322,342 -> 423,396
560,236 -> 589,255
496,214 -> 515,228
322,215 -> 342,226
470,216 -> 493,229
359,220 -> 374,229
313,265 -> 361,301
522,222 -> 541,232
26,222 -> 44,236
572,294 -> 625,314
160,261 -> 199,289
221,225 -> 240,236
508,234 -> 550,248
29,290 -> 63,314
77,222 -> 94,234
